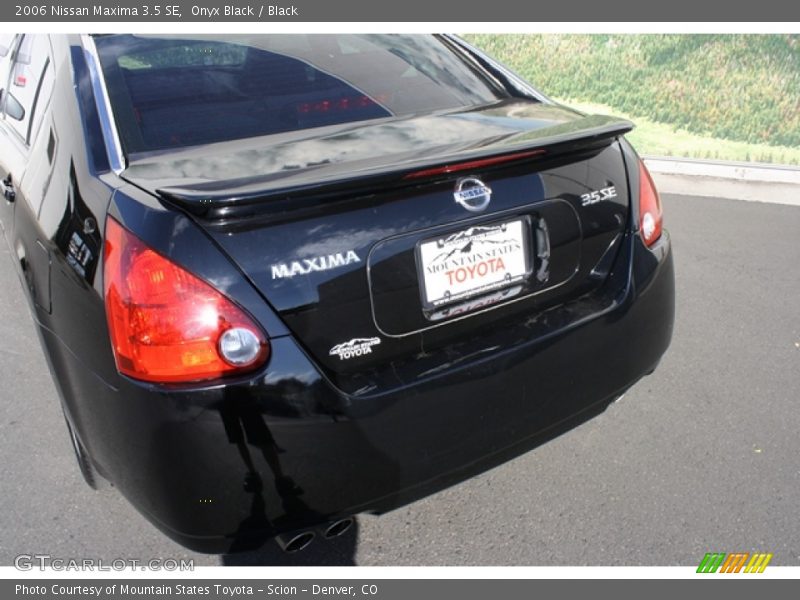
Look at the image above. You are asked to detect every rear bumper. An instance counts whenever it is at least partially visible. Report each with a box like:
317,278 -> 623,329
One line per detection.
58,229 -> 674,553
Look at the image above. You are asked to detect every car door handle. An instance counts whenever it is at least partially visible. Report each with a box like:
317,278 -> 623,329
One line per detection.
1,175 -> 15,203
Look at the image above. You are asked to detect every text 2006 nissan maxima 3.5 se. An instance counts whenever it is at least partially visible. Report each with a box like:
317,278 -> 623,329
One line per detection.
0,34 -> 673,553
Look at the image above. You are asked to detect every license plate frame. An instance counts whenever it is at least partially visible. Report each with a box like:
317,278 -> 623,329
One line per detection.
416,217 -> 532,311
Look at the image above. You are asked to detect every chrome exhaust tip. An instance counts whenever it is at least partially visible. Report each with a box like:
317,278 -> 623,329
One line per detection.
275,530 -> 315,553
323,517 -> 354,539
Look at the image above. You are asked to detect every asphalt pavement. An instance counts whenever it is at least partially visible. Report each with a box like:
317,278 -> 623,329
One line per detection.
0,192 -> 798,566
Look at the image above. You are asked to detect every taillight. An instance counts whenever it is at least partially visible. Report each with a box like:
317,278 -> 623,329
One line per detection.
638,160 -> 663,247
403,149 -> 546,180
103,218 -> 269,383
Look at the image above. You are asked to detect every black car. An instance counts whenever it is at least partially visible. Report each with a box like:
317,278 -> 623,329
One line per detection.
0,34 -> 674,553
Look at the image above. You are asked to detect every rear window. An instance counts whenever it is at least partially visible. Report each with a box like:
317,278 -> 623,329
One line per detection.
93,34 -> 507,155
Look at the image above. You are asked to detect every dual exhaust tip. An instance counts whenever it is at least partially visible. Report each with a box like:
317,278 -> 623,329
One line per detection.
275,517 -> 354,553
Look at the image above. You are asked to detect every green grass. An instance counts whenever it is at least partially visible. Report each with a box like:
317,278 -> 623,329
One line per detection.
563,100 -> 800,165
463,34 -> 800,161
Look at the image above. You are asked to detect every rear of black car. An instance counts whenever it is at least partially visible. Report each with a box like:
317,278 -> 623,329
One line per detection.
56,34 -> 674,552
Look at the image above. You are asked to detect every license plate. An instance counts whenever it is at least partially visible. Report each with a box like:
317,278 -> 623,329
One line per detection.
417,218 -> 530,308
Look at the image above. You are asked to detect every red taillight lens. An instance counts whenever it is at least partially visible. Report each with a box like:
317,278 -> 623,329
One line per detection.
638,160 -> 663,247
402,149 -> 546,180
103,218 -> 269,383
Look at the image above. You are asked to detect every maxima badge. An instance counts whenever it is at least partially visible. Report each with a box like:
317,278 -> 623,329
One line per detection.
453,177 -> 492,212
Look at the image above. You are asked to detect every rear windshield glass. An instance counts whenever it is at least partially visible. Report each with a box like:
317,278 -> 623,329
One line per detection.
93,34 -> 508,155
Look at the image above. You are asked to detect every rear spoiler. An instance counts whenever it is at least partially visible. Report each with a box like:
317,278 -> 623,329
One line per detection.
145,115 -> 633,222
